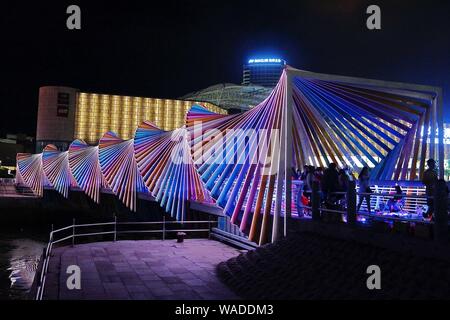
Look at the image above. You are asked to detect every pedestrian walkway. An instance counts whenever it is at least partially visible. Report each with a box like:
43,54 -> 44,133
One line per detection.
43,239 -> 244,300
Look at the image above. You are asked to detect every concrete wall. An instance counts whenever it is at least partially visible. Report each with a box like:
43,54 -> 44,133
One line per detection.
0,190 -> 217,229
36,86 -> 78,152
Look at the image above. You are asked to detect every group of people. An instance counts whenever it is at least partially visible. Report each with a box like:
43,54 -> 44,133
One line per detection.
296,163 -> 352,201
295,163 -> 373,213
294,158 -> 441,219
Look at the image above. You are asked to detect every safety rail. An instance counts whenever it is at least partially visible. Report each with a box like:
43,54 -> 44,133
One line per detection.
0,178 -> 16,184
294,180 -> 448,232
296,192 -> 434,217
34,218 -> 217,300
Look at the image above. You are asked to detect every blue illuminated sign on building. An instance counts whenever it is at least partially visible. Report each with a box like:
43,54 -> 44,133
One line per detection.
248,58 -> 283,64
243,57 -> 286,87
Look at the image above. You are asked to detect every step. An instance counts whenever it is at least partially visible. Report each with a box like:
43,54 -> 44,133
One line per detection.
211,228 -> 258,250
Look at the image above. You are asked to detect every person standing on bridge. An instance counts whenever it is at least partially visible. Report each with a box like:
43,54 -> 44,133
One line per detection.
322,163 -> 339,204
356,166 -> 372,214
422,158 -> 438,219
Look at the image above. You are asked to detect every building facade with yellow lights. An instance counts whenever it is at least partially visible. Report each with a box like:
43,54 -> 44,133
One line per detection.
36,86 -> 226,152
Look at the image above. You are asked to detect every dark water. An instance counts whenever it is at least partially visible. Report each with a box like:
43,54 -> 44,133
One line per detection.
0,231 -> 45,300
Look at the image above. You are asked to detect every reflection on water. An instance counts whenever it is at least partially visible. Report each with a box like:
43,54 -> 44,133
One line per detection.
0,234 -> 45,300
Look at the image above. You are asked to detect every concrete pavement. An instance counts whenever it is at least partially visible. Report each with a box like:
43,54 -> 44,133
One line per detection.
43,239 -> 244,300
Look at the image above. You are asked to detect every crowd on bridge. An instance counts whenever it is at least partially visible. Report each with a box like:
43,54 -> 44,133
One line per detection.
294,158 -> 441,221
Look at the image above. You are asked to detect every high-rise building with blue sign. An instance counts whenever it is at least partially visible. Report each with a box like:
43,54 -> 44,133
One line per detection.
242,58 -> 286,87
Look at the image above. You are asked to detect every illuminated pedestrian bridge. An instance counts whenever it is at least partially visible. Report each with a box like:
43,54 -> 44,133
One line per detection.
16,66 -> 444,245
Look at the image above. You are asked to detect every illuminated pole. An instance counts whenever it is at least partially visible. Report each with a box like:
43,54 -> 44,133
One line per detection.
284,70 -> 293,237
272,69 -> 293,243
430,95 -> 437,167
436,91 -> 445,179
271,76 -> 285,243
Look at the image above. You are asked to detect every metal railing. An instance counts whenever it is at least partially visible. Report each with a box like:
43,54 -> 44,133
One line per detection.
294,180 -> 448,229
0,178 -> 16,184
34,217 -> 217,300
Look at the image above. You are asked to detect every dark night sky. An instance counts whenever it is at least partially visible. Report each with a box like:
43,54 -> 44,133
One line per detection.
0,0 -> 449,137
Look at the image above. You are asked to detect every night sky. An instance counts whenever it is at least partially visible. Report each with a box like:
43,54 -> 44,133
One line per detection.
1,0 -> 449,137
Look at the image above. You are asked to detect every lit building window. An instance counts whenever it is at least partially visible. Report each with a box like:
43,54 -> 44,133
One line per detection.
73,93 -> 226,144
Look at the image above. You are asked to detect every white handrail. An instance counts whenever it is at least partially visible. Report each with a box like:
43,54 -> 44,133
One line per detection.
34,218 -> 217,300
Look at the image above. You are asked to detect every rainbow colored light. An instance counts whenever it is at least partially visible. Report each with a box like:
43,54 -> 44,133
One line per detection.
68,139 -> 108,204
16,66 -> 443,244
134,121 -> 211,221
42,144 -> 77,198
99,131 -> 147,212
16,153 -> 49,197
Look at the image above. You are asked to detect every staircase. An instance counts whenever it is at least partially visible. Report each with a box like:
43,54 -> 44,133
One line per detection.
14,184 -> 36,196
210,216 -> 258,250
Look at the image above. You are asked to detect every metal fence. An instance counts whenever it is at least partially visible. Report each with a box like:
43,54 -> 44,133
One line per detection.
34,218 -> 217,300
0,178 -> 16,184
294,180 -> 449,239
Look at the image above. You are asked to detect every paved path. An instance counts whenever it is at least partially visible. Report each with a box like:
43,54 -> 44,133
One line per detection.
43,239 -> 244,300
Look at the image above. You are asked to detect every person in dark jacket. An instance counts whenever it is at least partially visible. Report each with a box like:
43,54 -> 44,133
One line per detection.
422,159 -> 438,219
356,166 -> 372,214
321,163 -> 339,203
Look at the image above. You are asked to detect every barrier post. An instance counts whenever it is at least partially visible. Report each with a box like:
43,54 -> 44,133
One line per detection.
311,181 -> 320,221
114,215 -> 117,242
434,180 -> 448,244
72,218 -> 75,247
347,180 -> 357,225
163,216 -> 166,241
208,216 -> 211,239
